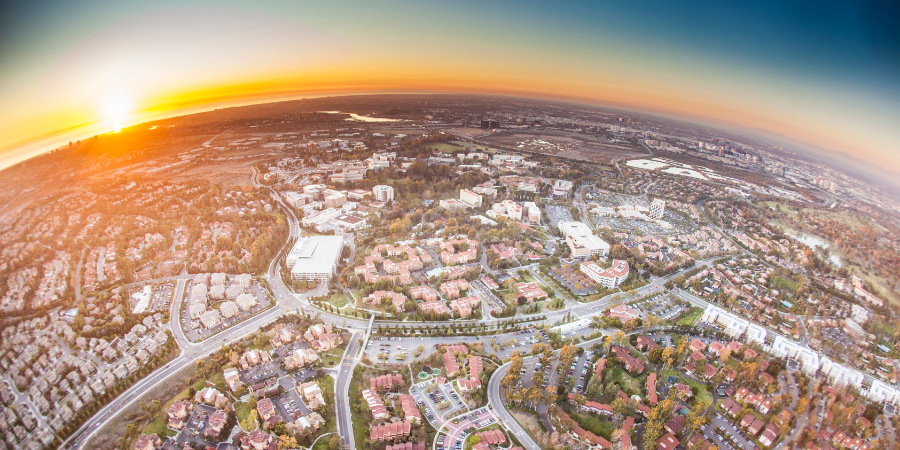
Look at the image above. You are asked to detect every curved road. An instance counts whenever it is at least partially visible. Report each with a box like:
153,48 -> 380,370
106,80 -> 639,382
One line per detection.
62,166 -> 726,449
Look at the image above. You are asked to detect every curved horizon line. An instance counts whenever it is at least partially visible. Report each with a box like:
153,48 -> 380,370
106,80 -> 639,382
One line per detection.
0,85 -> 836,173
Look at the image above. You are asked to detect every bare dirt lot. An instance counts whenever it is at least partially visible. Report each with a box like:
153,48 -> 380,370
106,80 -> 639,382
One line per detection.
170,158 -> 263,186
446,127 -> 492,139
478,130 -> 646,163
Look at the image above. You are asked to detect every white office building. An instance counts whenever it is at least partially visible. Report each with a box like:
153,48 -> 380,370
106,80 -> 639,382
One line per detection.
301,207 -> 341,228
819,357 -> 865,389
373,185 -> 395,202
558,221 -> 609,258
770,336 -> 820,375
459,189 -> 483,208
868,380 -> 900,406
650,199 -> 666,219
552,179 -> 573,197
523,201 -> 541,225
287,236 -> 344,282
580,260 -> 629,289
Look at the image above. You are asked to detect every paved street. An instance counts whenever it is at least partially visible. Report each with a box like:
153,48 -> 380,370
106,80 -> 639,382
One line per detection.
703,414 -> 758,450
57,166 -> 823,450
487,361 -> 541,450
335,333 -> 362,450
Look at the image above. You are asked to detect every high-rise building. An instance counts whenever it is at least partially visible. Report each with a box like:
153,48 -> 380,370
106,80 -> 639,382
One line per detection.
372,185 -> 394,202
650,199 -> 666,219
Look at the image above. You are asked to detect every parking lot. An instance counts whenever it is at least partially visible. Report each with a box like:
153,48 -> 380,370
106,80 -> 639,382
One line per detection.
703,414 -> 759,450
273,338 -> 313,359
547,264 -> 598,296
820,327 -> 855,355
584,189 -> 697,237
176,403 -> 217,448
630,294 -> 685,319
273,389 -> 312,421
644,333 -> 674,348
240,361 -> 278,385
568,350 -> 594,393
471,279 -> 506,313
149,283 -> 174,311
544,204 -> 574,228
410,380 -> 466,427
364,331 -> 549,363
180,280 -> 271,342
438,407 -> 496,450
369,338 -> 414,364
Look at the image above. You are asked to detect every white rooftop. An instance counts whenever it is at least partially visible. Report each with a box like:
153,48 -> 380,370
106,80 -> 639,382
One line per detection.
558,221 -> 610,252
287,235 -> 344,275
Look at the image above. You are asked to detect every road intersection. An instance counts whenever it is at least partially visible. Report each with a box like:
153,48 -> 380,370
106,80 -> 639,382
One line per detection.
63,170 -> 733,449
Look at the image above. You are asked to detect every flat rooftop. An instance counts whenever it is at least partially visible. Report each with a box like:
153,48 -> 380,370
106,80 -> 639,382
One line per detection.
288,235 -> 344,274
558,221 -> 610,251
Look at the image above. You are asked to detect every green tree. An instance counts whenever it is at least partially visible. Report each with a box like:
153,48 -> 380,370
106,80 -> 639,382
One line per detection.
559,344 -> 577,374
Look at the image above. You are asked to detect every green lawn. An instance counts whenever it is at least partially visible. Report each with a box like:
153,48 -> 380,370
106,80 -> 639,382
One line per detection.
570,411 -> 617,440
234,401 -> 257,430
142,413 -> 178,438
329,293 -> 349,308
770,276 -> 799,293
676,307 -> 703,326
760,201 -> 869,232
519,273 -> 538,284
347,290 -> 361,306
423,142 -> 465,153
670,373 -> 712,406
321,347 -> 345,368
140,378 -> 201,437
248,341 -> 275,352
206,371 -> 227,393
536,299 -> 565,312
312,434 -> 340,450
606,365 -> 646,398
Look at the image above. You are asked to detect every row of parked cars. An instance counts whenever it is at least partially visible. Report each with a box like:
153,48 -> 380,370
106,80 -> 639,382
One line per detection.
571,350 -> 594,393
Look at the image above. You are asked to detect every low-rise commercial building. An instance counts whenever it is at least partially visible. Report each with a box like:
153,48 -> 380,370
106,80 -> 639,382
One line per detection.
559,221 -> 610,257
287,236 -> 344,282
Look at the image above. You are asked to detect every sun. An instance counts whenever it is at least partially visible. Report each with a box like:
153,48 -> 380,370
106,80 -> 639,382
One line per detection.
103,89 -> 131,132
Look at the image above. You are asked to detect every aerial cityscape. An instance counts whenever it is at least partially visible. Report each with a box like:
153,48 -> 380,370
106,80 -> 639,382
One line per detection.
1,2 -> 899,450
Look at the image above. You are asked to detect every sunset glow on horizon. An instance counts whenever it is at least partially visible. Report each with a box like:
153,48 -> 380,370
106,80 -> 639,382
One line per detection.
1,0 -> 898,172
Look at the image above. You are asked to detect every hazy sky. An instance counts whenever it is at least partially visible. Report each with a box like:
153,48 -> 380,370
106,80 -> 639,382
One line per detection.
1,0 -> 899,171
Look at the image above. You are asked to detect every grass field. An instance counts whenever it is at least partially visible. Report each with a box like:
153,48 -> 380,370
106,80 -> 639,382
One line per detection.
139,376 -> 207,437
570,410 -> 617,440
422,142 -> 465,153
321,347 -> 345,368
761,201 -> 870,232
770,276 -> 799,293
312,434 -> 340,450
676,307 -> 703,326
662,370 -> 712,406
511,410 -> 545,434
329,293 -> 349,308
142,413 -> 178,438
206,371 -> 227,393
607,365 -> 645,397
347,290 -> 361,307
537,299 -> 565,312
850,268 -> 900,307
234,401 -> 257,430
450,141 -> 494,152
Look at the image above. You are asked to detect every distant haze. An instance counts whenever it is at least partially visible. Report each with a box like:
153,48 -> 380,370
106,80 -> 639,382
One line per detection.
1,1 -> 899,174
